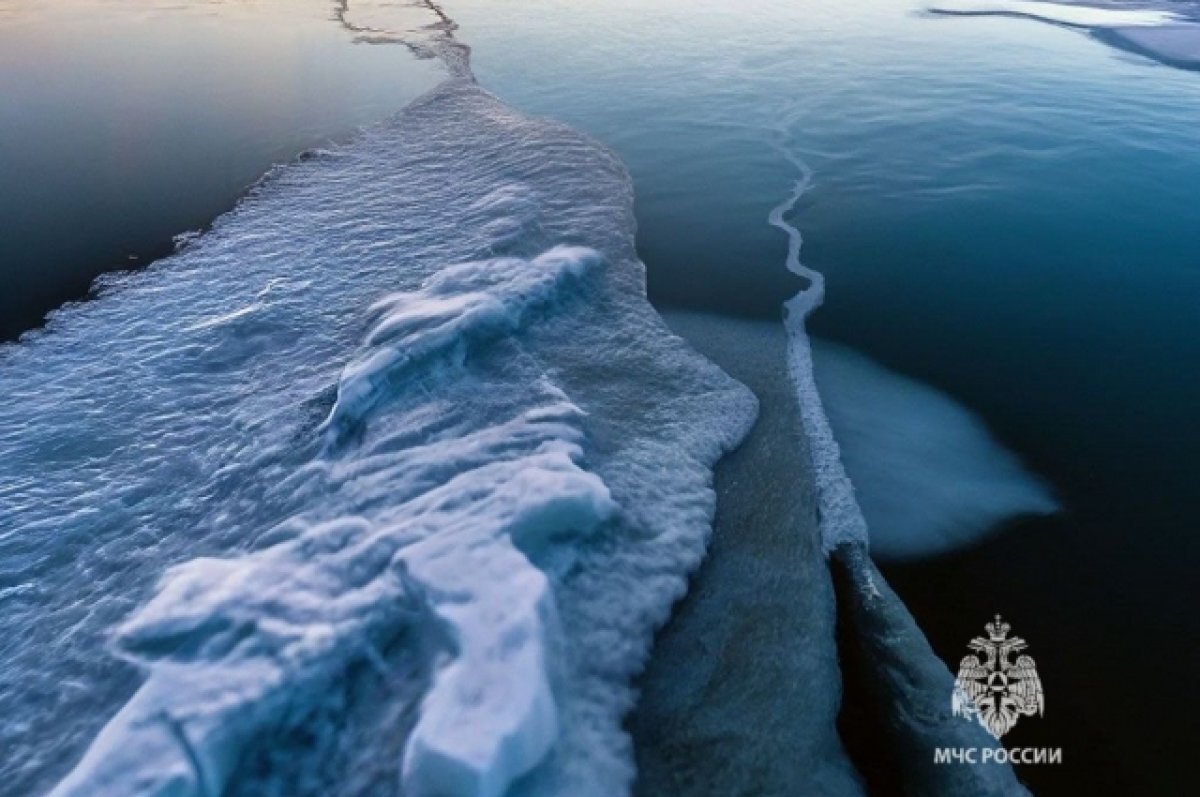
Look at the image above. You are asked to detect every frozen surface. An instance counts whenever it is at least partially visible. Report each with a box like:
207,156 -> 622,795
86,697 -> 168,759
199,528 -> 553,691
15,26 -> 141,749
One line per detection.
1100,22 -> 1200,66
930,0 -> 1200,71
930,0 -> 1181,27
632,312 -> 864,797
0,77 -> 754,797
766,104 -> 1029,791
812,341 -> 1057,561
834,544 -> 1031,796
767,117 -> 869,554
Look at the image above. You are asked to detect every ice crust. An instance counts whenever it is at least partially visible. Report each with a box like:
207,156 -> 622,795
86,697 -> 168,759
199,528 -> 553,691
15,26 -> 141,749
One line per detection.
636,312 -> 867,797
768,109 -> 1034,793
1,79 -> 754,797
767,131 -> 869,554
834,544 -> 1032,796
930,0 -> 1180,27
930,0 -> 1200,71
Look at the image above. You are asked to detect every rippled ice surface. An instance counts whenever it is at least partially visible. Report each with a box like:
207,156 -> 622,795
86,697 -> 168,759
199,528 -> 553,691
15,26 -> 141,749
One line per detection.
0,77 -> 753,796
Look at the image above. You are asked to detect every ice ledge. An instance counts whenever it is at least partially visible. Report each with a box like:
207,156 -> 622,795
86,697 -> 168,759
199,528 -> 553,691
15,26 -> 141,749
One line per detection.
833,542 -> 1032,796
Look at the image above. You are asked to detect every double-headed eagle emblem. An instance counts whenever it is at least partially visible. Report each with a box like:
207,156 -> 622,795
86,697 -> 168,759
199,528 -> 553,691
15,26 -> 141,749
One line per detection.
952,615 -> 1044,738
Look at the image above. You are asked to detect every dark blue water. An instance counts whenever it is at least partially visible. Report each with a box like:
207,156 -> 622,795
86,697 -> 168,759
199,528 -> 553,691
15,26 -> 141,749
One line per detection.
448,0 -> 1199,791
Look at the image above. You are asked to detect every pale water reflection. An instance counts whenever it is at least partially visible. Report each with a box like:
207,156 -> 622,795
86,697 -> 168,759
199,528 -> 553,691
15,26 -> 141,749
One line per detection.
0,0 -> 445,339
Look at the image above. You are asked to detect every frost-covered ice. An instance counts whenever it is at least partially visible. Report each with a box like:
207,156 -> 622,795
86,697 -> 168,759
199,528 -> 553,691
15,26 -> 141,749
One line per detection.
0,77 -> 753,797
767,107 -> 1032,793
930,0 -> 1200,71
634,312 -> 865,797
811,341 -> 1057,561
767,125 -> 868,555
833,544 -> 1031,796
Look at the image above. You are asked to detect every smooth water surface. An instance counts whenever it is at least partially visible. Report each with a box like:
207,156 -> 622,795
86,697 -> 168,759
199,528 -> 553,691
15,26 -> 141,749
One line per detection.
0,0 -> 442,339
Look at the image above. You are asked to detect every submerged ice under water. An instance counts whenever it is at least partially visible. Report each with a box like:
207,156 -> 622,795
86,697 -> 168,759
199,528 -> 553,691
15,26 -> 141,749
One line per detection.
0,76 -> 754,797
811,341 -> 1057,561
766,115 -> 1053,562
764,101 -> 1054,563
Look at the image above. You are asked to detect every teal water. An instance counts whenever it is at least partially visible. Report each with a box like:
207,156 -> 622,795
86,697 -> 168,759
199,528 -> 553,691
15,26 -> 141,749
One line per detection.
448,0 -> 1199,791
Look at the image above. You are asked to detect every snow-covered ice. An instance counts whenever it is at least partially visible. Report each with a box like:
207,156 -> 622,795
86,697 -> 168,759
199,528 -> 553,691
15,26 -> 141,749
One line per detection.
1,78 -> 754,797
